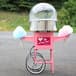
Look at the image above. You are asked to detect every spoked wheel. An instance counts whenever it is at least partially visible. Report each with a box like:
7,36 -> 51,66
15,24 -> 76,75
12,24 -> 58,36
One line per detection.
25,52 -> 46,74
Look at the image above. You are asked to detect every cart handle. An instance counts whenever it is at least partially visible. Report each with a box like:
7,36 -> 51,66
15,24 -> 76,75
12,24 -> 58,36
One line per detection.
53,34 -> 70,42
21,36 -> 34,42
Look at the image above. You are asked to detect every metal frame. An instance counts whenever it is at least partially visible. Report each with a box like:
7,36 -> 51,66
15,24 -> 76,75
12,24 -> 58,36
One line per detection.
22,32 -> 69,74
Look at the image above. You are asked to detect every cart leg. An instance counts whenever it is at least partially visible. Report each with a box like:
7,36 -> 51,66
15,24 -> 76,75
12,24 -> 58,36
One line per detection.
33,48 -> 37,64
50,49 -> 54,74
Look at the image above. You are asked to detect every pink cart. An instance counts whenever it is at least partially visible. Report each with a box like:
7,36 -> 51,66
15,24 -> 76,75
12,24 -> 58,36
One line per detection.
22,32 -> 69,74
21,3 -> 70,75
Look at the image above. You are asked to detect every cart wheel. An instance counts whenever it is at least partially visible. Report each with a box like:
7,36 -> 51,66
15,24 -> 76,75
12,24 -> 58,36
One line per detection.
25,52 -> 46,74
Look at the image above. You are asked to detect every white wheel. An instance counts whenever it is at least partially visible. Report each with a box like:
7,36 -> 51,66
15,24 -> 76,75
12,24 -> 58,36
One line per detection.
25,52 -> 46,74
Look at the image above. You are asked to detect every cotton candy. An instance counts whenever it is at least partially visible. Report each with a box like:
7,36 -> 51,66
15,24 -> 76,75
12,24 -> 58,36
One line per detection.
13,26 -> 27,39
58,25 -> 73,36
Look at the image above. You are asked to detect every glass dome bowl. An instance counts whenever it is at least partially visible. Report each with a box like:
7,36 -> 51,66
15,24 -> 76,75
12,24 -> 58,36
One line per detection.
29,3 -> 57,31
29,3 -> 57,21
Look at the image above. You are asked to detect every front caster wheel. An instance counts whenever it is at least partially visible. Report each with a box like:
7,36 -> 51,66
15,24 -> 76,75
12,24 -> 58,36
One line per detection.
25,52 -> 46,74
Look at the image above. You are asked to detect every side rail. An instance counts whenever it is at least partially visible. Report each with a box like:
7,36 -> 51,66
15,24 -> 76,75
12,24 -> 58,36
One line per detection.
21,36 -> 34,42
53,34 -> 70,42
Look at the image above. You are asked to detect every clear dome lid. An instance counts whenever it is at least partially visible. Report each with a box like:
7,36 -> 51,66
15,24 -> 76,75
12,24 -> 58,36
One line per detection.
29,3 -> 57,21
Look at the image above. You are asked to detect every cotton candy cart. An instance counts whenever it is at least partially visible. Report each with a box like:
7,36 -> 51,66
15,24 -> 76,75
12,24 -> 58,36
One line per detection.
21,3 -> 71,74
13,3 -> 73,75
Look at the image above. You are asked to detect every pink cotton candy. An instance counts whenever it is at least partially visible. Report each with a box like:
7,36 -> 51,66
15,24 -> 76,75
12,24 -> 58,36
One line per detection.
58,25 -> 73,36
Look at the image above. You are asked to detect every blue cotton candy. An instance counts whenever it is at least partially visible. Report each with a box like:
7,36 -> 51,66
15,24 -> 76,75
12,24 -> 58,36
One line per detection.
13,26 -> 27,39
